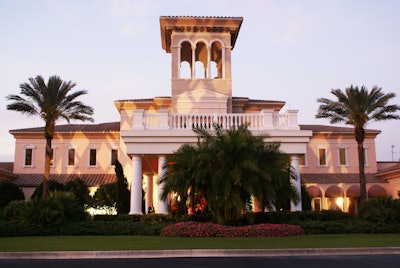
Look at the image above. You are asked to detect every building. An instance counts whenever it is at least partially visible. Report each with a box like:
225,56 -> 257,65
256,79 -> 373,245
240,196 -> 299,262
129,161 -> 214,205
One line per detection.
5,16 -> 400,214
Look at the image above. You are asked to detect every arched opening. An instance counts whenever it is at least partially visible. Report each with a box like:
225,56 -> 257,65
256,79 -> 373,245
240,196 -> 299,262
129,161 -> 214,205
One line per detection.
195,42 -> 207,79
180,41 -> 192,78
210,41 -> 223,78
180,61 -> 191,79
346,185 -> 360,216
325,185 -> 344,211
368,185 -> 387,197
306,186 -> 322,211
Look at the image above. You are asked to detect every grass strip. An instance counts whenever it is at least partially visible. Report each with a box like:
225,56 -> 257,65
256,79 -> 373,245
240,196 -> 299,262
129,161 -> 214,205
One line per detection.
0,234 -> 399,252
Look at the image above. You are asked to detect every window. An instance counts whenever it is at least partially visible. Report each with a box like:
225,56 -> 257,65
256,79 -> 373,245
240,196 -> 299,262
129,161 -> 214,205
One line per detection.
24,147 -> 34,167
68,148 -> 75,166
111,149 -> 118,166
299,154 -> 306,166
89,148 -> 97,167
338,148 -> 347,166
363,147 -> 369,166
312,198 -> 321,211
50,148 -> 56,167
318,148 -> 327,166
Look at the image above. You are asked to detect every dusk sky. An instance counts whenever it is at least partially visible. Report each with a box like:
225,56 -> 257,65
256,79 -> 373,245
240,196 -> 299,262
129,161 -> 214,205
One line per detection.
1,0 -> 399,161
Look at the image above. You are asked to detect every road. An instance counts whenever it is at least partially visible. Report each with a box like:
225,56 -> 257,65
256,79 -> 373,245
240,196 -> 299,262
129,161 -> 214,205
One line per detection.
1,255 -> 399,268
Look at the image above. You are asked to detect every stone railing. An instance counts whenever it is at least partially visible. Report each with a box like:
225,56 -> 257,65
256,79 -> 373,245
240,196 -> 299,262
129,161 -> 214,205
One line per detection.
130,109 -> 299,130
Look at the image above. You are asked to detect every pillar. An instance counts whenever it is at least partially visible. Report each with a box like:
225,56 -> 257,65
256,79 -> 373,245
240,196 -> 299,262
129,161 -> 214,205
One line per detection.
290,154 -> 302,211
129,155 -> 143,214
157,155 -> 169,214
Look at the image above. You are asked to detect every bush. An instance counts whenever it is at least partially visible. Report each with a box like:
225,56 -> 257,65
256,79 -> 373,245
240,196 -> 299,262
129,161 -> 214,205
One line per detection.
2,191 -> 89,227
92,183 -> 118,213
161,221 -> 305,237
359,197 -> 400,224
0,181 -> 25,209
31,180 -> 65,199
65,178 -> 91,208
299,220 -> 400,234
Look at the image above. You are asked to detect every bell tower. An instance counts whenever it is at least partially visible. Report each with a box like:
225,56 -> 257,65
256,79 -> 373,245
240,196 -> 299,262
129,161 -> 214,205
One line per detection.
160,16 -> 243,113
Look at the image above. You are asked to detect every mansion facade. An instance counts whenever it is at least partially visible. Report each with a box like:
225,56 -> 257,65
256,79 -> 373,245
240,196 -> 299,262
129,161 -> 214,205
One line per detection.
2,16 -> 400,214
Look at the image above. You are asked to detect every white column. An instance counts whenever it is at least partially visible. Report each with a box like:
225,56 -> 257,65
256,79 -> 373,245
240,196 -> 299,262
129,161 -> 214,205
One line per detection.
129,155 -> 142,215
290,155 -> 302,211
191,44 -> 196,78
157,155 -> 169,214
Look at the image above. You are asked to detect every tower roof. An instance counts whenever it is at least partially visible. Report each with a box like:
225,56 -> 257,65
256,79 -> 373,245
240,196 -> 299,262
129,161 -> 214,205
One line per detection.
160,16 -> 243,53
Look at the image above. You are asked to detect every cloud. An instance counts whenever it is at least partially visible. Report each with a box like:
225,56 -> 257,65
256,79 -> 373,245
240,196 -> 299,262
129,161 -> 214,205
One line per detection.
109,0 -> 160,38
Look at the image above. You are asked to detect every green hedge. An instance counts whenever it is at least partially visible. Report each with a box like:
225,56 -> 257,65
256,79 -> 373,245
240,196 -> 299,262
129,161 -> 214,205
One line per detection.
298,220 -> 400,234
0,220 -> 170,237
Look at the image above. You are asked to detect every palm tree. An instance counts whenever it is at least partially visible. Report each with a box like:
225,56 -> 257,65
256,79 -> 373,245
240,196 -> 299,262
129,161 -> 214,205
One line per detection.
160,124 -> 299,224
316,85 -> 400,201
6,75 -> 94,198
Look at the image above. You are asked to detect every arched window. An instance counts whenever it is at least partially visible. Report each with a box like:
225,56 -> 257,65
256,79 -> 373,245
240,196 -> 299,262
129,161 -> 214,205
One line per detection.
180,61 -> 191,78
195,42 -> 207,79
210,41 -> 223,78
180,41 -> 192,78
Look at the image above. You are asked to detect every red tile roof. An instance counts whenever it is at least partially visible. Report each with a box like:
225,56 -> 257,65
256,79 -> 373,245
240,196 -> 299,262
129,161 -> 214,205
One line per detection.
301,173 -> 386,184
10,122 -> 120,134
11,173 -> 117,187
300,124 -> 380,134
0,162 -> 13,173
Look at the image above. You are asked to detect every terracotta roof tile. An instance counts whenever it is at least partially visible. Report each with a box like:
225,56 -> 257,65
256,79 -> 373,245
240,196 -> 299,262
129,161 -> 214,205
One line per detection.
11,173 -> 117,187
10,122 -> 120,134
376,163 -> 400,175
301,173 -> 386,184
300,124 -> 380,134
0,162 -> 13,172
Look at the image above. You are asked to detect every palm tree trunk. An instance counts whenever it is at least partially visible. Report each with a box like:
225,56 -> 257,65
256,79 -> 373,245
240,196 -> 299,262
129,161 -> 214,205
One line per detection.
355,126 -> 367,202
43,120 -> 55,199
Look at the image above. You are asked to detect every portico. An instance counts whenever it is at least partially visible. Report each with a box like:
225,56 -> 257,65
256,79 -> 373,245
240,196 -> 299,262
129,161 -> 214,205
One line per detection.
114,16 -> 312,214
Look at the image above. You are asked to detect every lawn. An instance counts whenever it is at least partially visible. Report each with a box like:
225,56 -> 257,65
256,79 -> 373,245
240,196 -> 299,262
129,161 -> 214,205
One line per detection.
0,234 -> 399,252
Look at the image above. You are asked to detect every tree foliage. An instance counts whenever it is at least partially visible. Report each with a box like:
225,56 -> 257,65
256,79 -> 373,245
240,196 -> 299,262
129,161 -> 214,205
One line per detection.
92,183 -> 118,214
65,178 -> 91,208
114,160 -> 130,214
0,181 -> 25,209
316,85 -> 400,201
160,124 -> 299,224
6,75 -> 94,198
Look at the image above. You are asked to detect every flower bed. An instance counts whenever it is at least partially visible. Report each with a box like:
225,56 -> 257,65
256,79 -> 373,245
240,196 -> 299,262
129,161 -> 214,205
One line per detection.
160,221 -> 304,237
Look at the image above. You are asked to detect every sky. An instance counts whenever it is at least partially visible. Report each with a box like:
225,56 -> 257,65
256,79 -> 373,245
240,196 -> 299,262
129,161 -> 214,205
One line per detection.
1,0 -> 400,162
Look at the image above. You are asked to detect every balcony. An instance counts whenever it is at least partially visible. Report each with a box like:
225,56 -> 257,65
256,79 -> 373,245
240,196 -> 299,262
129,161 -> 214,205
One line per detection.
126,109 -> 300,131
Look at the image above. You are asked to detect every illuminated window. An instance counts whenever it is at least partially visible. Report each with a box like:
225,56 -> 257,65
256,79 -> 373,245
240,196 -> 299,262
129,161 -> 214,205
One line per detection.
50,148 -> 56,167
318,148 -> 327,166
299,154 -> 306,166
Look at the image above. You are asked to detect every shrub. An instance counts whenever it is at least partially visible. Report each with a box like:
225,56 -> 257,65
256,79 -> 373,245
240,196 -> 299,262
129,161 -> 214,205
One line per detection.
31,180 -> 65,199
0,181 -> 25,209
2,191 -> 89,228
359,197 -> 400,224
92,183 -> 117,213
161,221 -> 304,237
65,177 -> 91,208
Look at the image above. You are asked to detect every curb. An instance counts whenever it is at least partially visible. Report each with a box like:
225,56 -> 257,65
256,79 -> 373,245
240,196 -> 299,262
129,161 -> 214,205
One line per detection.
1,247 -> 400,259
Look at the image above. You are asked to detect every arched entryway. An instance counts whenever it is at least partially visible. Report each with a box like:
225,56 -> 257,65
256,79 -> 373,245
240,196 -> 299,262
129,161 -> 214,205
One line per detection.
368,185 -> 388,198
346,185 -> 360,216
306,186 -> 322,211
325,185 -> 344,211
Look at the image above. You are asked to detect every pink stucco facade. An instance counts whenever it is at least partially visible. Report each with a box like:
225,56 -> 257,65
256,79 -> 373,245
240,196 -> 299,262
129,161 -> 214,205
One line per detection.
4,16 -> 399,214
